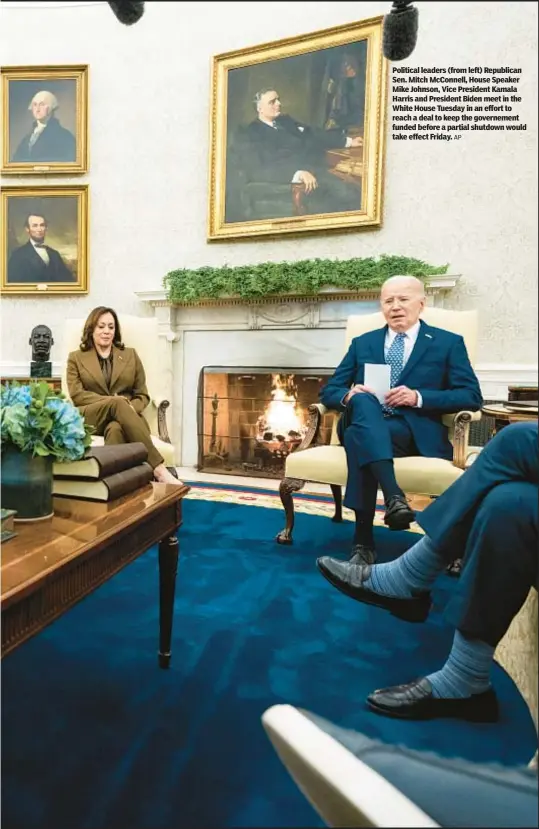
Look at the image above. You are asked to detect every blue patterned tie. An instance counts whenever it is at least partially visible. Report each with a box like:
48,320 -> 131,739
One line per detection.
383,332 -> 406,414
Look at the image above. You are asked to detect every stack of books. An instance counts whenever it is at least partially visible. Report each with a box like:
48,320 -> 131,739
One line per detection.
1,508 -> 17,542
52,442 -> 154,502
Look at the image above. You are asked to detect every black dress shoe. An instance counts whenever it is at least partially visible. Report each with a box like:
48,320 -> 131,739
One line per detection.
367,677 -> 499,722
446,558 -> 463,577
384,495 -> 416,530
316,556 -> 431,623
349,544 -> 376,566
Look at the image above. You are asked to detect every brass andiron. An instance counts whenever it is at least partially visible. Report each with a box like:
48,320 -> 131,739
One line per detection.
206,393 -> 229,466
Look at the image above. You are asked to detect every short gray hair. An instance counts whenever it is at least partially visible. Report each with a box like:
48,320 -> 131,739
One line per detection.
253,88 -> 277,110
29,90 -> 58,112
381,275 -> 425,297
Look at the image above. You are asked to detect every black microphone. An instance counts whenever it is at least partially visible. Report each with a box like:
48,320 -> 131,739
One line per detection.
107,1 -> 145,26
382,0 -> 419,62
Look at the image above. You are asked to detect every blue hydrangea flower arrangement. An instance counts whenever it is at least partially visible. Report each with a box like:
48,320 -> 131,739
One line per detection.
1,381 -> 93,462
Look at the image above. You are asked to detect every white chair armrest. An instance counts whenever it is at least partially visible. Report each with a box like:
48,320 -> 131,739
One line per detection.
151,395 -> 170,409
442,410 -> 482,428
262,705 -> 438,828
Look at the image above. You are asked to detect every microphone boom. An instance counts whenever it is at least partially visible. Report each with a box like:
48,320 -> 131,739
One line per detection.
108,1 -> 145,26
383,0 -> 419,62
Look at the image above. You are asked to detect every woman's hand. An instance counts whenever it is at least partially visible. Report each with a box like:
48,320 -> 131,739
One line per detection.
114,394 -> 136,410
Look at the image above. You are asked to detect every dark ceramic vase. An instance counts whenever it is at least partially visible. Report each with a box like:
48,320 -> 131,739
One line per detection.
1,444 -> 53,521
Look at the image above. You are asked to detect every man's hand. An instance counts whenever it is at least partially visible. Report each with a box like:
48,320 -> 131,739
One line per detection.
385,386 -> 418,408
344,384 -> 376,404
348,136 -> 363,148
297,170 -> 318,193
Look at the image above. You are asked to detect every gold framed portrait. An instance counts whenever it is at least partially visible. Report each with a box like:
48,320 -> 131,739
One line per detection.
208,17 -> 388,241
1,64 -> 88,175
1,185 -> 89,295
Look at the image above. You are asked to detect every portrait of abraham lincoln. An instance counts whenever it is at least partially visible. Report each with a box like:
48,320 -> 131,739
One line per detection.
1,185 -> 88,296
208,17 -> 387,240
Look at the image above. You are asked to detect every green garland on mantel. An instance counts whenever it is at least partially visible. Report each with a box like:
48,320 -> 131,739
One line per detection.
163,255 -> 449,304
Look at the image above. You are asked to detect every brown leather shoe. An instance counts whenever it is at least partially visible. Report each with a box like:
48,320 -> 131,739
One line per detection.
367,677 -> 499,722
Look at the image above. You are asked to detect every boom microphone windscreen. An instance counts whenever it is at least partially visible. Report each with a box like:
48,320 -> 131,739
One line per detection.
382,0 -> 419,62
107,1 -> 145,26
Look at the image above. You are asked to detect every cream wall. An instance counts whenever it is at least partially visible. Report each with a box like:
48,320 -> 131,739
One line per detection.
1,0 -> 537,377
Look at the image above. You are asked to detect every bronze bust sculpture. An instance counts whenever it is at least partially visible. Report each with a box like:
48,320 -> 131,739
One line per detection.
29,324 -> 54,378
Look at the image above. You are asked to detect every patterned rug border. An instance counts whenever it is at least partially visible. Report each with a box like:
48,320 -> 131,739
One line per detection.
182,480 -> 424,533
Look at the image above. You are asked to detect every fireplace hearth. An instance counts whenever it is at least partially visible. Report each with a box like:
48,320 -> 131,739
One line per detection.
197,367 -> 334,478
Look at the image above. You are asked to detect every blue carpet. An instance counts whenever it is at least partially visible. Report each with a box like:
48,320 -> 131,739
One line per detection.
2,497 -> 536,829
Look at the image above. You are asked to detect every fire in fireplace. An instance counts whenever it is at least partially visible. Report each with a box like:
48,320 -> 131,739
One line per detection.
197,367 -> 334,479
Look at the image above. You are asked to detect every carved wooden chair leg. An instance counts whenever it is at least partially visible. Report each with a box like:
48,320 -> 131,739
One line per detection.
330,484 -> 343,522
276,477 -> 305,545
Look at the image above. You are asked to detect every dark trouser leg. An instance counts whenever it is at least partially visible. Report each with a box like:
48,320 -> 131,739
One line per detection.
387,416 -> 418,459
369,416 -> 418,502
81,397 -> 164,469
445,481 -> 538,647
104,420 -> 125,445
343,398 -> 415,520
353,466 -> 378,547
418,421 -> 539,556
342,393 -> 394,512
305,171 -> 361,214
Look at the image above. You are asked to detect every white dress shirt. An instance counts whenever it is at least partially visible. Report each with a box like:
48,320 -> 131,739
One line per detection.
385,321 -> 423,407
31,239 -> 50,265
28,120 -> 47,149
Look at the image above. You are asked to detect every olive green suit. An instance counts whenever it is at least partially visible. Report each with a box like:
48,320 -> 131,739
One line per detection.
66,345 -> 163,469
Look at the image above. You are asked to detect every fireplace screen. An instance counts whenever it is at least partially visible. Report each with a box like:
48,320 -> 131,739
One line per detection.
198,367 -> 335,478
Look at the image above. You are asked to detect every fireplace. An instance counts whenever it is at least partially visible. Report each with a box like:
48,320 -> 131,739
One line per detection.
197,367 -> 334,478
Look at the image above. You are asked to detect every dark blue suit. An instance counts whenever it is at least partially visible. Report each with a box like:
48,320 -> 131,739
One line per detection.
320,320 -> 482,512
419,421 -> 538,646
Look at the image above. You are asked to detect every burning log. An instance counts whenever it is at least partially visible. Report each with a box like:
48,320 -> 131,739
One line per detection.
255,375 -> 306,467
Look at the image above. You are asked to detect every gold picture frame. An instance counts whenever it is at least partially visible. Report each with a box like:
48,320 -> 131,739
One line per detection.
208,16 -> 387,241
1,64 -> 88,175
1,185 -> 89,295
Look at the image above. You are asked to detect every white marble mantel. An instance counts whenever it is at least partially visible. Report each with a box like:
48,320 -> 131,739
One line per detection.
135,276 -> 461,467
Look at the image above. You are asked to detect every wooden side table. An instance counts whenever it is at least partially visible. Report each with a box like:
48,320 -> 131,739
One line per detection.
508,385 -> 538,402
481,403 -> 538,437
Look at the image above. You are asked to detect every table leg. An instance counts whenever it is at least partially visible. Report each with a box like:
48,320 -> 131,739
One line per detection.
158,534 -> 179,669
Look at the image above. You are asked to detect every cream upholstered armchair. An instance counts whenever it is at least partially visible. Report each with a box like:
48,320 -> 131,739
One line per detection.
276,307 -> 481,544
61,314 -> 176,468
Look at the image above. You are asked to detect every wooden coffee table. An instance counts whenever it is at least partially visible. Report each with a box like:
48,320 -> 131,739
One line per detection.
1,482 -> 189,668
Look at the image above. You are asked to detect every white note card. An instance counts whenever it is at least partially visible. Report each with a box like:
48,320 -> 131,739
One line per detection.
364,363 -> 391,403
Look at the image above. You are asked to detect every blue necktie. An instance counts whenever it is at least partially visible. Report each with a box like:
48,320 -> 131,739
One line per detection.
383,332 -> 406,414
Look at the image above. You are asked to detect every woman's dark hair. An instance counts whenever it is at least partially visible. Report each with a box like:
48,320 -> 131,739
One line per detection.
79,306 -> 125,351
